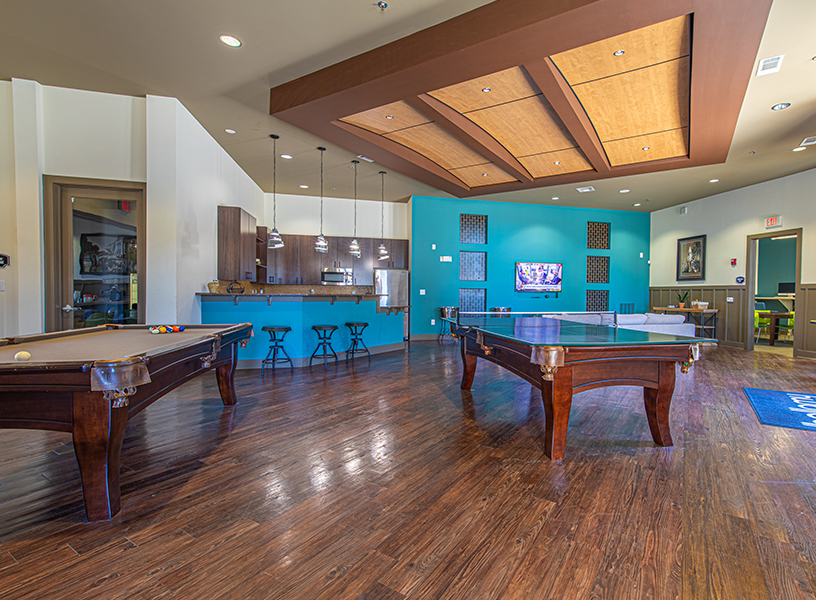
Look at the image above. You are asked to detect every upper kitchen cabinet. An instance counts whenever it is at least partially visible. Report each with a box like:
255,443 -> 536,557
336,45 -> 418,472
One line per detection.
217,206 -> 257,282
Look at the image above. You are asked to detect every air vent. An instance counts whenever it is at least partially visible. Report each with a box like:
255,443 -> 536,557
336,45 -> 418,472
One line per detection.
801,136 -> 816,146
756,55 -> 784,76
576,186 -> 595,193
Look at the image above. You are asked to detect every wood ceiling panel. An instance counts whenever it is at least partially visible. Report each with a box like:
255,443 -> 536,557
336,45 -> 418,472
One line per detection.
428,66 -> 540,113
449,163 -> 518,187
603,127 -> 689,166
384,122 -> 492,170
551,15 -> 690,85
467,94 -> 577,157
519,148 -> 594,178
573,57 -> 689,142
340,101 -> 431,135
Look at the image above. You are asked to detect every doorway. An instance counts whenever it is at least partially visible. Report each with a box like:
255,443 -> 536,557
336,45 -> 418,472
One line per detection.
44,176 -> 146,332
743,227 -> 802,356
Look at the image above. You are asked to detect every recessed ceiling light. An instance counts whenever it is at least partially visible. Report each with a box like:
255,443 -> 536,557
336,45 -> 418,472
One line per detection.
299,185 -> 308,189
642,146 -> 650,151
281,154 -> 292,159
709,179 -> 719,183
224,128 -> 236,134
613,50 -> 625,56
357,155 -> 374,162
482,87 -> 491,93
385,115 -> 394,119
482,173 -> 488,176
792,146 -> 807,152
749,151 -> 756,154
219,35 -> 242,48
633,203 -> 642,207
619,189 -> 630,193
553,161 -> 560,165
552,196 -> 559,200
771,102 -> 791,111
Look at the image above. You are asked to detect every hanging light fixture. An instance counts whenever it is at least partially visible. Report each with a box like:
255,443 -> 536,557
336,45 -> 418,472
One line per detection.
348,160 -> 361,258
267,134 -> 284,249
377,171 -> 390,261
315,147 -> 328,253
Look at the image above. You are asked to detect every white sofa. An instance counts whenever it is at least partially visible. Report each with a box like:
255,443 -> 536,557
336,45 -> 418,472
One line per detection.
552,312 -> 696,337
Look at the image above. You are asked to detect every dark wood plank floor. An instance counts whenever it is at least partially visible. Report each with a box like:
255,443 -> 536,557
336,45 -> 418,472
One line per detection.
2,342 -> 816,599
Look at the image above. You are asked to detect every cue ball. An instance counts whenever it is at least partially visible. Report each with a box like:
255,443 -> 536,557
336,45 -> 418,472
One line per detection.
14,351 -> 31,361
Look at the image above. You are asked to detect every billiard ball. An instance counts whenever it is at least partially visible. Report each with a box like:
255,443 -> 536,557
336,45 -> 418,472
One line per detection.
14,351 -> 31,361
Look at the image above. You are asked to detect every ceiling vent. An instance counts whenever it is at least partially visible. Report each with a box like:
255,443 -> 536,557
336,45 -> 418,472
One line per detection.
801,136 -> 816,146
576,186 -> 595,193
756,55 -> 784,76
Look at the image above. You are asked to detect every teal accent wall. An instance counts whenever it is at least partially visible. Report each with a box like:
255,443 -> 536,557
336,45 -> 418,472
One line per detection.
201,298 -> 404,360
410,195 -> 651,335
757,237 -> 796,297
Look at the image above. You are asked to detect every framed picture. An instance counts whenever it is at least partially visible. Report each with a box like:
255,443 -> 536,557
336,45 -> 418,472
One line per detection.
676,234 -> 706,281
79,233 -> 137,275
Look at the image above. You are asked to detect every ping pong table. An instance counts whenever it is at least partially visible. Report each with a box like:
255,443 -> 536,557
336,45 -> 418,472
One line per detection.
449,312 -> 705,460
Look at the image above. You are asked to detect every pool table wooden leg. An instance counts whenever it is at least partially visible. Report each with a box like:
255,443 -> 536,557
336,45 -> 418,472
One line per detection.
72,392 -> 129,521
643,361 -> 676,447
459,339 -> 478,390
540,366 -> 574,461
215,344 -> 238,406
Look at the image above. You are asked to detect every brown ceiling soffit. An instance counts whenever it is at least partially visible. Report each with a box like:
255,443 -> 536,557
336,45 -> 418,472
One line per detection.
270,0 -> 772,198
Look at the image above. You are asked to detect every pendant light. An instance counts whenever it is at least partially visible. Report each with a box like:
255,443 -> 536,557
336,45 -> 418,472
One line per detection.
348,160 -> 361,258
315,147 -> 328,253
377,170 -> 390,261
267,134 -> 284,249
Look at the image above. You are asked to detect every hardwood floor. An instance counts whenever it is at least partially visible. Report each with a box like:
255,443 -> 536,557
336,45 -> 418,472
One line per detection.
1,342 -> 816,599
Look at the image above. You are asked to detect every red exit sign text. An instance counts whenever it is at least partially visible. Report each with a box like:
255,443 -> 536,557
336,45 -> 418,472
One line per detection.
765,215 -> 782,228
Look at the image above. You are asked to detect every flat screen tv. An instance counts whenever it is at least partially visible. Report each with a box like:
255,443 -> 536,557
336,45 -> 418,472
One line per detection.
515,262 -> 562,292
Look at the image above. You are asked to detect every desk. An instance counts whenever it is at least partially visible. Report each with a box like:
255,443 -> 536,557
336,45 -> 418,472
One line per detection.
763,312 -> 793,346
450,314 -> 703,461
0,323 -> 252,521
652,306 -> 718,339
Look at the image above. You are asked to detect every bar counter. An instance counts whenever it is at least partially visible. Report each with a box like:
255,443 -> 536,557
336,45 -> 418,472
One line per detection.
198,285 -> 406,368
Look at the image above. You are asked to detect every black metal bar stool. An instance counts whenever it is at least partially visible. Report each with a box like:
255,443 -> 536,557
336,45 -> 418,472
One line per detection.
261,326 -> 293,374
345,322 -> 371,363
309,325 -> 339,369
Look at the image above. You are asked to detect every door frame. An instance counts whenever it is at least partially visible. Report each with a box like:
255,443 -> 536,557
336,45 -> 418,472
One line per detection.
43,175 -> 146,332
743,227 -> 802,355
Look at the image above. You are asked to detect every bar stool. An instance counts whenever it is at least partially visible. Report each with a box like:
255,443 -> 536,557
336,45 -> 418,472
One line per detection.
309,325 -> 339,369
261,326 -> 293,374
345,322 -> 371,363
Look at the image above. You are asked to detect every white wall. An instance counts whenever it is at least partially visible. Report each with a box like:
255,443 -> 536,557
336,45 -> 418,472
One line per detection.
146,96 -> 265,325
266,193 -> 408,239
0,81 -> 17,337
42,86 -> 146,182
0,81 -> 265,335
651,167 -> 816,286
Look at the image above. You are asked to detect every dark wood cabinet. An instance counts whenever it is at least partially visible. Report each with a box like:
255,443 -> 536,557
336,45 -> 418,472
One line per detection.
217,206 -> 257,282
258,233 -> 408,285
255,226 -> 268,283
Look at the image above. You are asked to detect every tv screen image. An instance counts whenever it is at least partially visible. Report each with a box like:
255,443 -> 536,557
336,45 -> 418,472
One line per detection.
515,262 -> 562,292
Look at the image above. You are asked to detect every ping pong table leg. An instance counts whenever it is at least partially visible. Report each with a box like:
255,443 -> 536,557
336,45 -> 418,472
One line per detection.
540,366 -> 573,461
459,339 -> 478,390
642,361 -> 675,447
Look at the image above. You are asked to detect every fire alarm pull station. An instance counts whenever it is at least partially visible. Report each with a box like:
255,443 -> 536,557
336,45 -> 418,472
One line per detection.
731,258 -> 737,266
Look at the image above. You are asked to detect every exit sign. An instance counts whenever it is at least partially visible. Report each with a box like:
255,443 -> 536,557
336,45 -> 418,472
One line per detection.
765,215 -> 782,228
118,200 -> 131,213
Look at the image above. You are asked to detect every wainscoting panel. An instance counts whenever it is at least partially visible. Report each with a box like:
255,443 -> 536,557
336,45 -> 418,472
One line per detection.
649,286 -> 746,347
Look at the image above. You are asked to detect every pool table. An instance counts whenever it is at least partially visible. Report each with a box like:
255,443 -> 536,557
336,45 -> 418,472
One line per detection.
0,323 -> 253,521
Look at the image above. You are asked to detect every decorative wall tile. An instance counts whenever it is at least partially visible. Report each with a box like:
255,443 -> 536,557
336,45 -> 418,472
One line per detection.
460,214 -> 487,244
459,288 -> 487,313
586,289 -> 609,312
459,251 -> 487,281
587,221 -> 611,250
586,256 -> 610,284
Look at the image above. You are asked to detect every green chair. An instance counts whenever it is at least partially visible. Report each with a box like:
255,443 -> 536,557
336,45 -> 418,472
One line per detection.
777,311 -> 794,342
754,310 -> 771,343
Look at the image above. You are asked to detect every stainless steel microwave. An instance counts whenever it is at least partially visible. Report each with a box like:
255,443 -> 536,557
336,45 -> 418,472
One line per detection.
321,267 -> 353,285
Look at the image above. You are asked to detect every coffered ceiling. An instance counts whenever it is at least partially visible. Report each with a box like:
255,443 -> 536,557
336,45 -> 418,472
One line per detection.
1,0 -> 815,211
